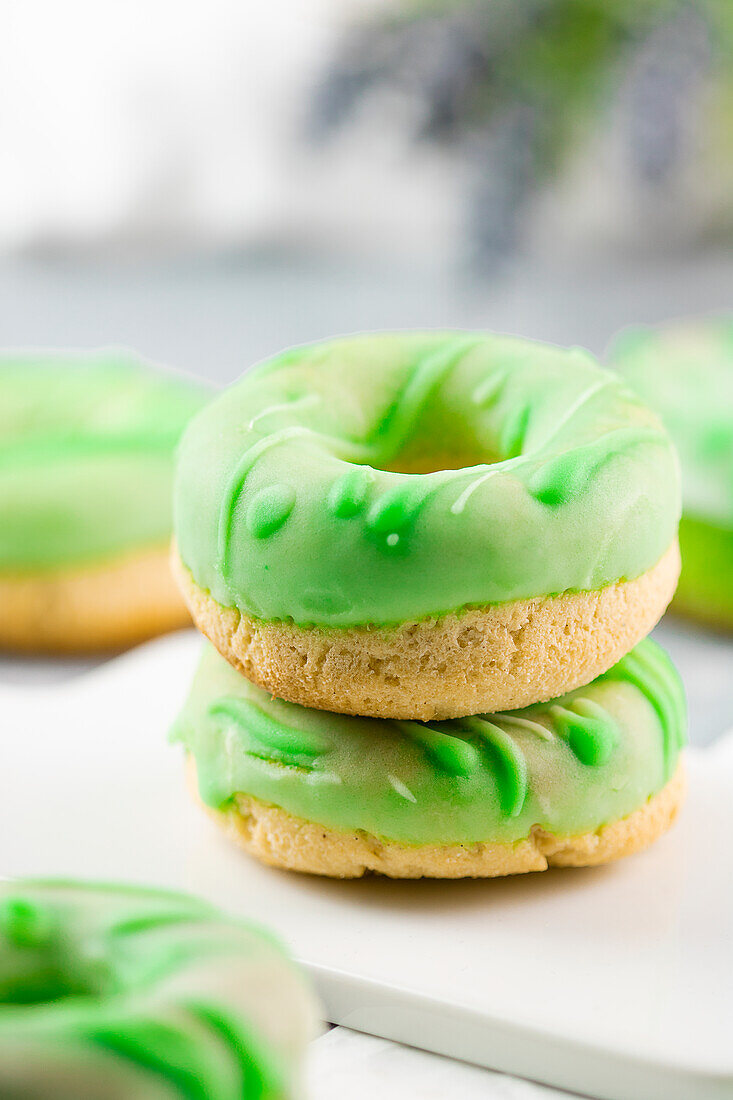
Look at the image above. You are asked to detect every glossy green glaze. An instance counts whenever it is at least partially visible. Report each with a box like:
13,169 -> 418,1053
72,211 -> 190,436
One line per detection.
0,880 -> 315,1100
0,355 -> 207,572
173,639 -> 686,847
174,333 -> 680,628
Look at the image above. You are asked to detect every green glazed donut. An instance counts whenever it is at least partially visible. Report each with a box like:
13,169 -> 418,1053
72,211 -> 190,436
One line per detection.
174,332 -> 680,720
611,318 -> 733,629
0,353 -> 208,652
0,880 -> 317,1099
172,639 -> 687,879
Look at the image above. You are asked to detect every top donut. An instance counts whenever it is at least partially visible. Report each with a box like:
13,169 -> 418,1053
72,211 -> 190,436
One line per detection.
174,332 -> 680,719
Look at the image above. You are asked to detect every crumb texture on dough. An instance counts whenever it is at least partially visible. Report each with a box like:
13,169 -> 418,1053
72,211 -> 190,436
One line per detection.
190,761 -> 685,880
176,542 -> 679,720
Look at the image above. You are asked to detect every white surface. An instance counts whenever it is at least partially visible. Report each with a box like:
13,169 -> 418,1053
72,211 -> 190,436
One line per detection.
1,630 -> 732,1100
310,1026 -> 570,1099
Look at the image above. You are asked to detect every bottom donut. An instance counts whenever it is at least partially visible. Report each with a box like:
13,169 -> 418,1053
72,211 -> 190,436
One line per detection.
172,640 -> 687,880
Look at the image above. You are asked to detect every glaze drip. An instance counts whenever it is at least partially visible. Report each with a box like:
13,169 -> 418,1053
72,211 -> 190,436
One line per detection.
392,721 -> 480,777
0,897 -> 54,950
527,427 -> 659,507
328,467 -> 373,518
245,484 -> 297,539
610,643 -> 684,781
217,426 -> 312,574
173,638 -> 686,847
459,718 -> 528,817
209,698 -> 332,770
549,701 -> 618,767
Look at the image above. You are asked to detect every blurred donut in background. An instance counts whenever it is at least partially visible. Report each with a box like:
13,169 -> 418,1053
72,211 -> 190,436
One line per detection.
610,316 -> 733,630
0,353 -> 208,653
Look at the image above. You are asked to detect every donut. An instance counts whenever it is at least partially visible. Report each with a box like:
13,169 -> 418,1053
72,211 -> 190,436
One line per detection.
174,332 -> 680,719
0,353 -> 207,653
610,318 -> 733,629
172,638 -> 686,879
0,880 -> 317,1098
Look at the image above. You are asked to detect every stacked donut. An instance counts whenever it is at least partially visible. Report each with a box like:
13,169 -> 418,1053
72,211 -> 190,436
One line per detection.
171,333 -> 686,879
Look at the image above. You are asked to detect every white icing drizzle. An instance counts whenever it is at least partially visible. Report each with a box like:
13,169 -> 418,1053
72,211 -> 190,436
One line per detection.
449,378 -> 613,516
539,377 -> 613,450
471,372 -> 505,407
449,455 -> 527,515
387,774 -> 417,803
491,714 -> 554,740
247,393 -> 320,431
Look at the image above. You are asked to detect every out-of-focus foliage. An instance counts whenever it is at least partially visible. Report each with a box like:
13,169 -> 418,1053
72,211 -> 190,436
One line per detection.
311,0 -> 733,263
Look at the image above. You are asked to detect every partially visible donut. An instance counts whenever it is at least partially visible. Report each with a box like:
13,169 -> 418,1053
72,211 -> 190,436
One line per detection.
174,332 -> 680,719
173,638 -> 686,879
0,880 -> 318,1098
0,353 -> 208,652
611,317 -> 733,629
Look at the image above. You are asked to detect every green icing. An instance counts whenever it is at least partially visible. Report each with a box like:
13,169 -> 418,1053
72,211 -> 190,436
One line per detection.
328,467 -> 372,518
615,644 -> 686,778
174,332 -> 680,628
172,638 -> 687,847
245,485 -> 297,540
87,1007 -> 280,1100
0,897 -> 55,951
459,717 -> 529,817
0,881 -> 314,1100
0,354 -> 208,572
392,721 -> 480,778
610,317 -> 733,528
548,700 -> 618,767
208,698 -> 331,769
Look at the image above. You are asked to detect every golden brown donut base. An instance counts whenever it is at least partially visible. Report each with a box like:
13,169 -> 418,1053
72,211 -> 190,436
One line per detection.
188,758 -> 685,880
175,542 -> 679,720
0,545 -> 191,654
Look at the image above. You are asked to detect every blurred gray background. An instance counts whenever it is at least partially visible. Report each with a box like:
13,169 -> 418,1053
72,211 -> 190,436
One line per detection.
1,0 -> 731,382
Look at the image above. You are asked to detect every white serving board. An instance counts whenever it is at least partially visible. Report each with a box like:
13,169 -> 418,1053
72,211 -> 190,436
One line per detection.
1,631 -> 732,1100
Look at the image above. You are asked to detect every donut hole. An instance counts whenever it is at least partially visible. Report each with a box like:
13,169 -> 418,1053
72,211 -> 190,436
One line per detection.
362,383 -> 504,475
0,897 -> 116,1007
382,449 -> 498,475
0,964 -> 113,1006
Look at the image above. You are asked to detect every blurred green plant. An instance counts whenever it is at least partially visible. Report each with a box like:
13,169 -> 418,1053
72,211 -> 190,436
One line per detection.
311,0 -> 733,263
